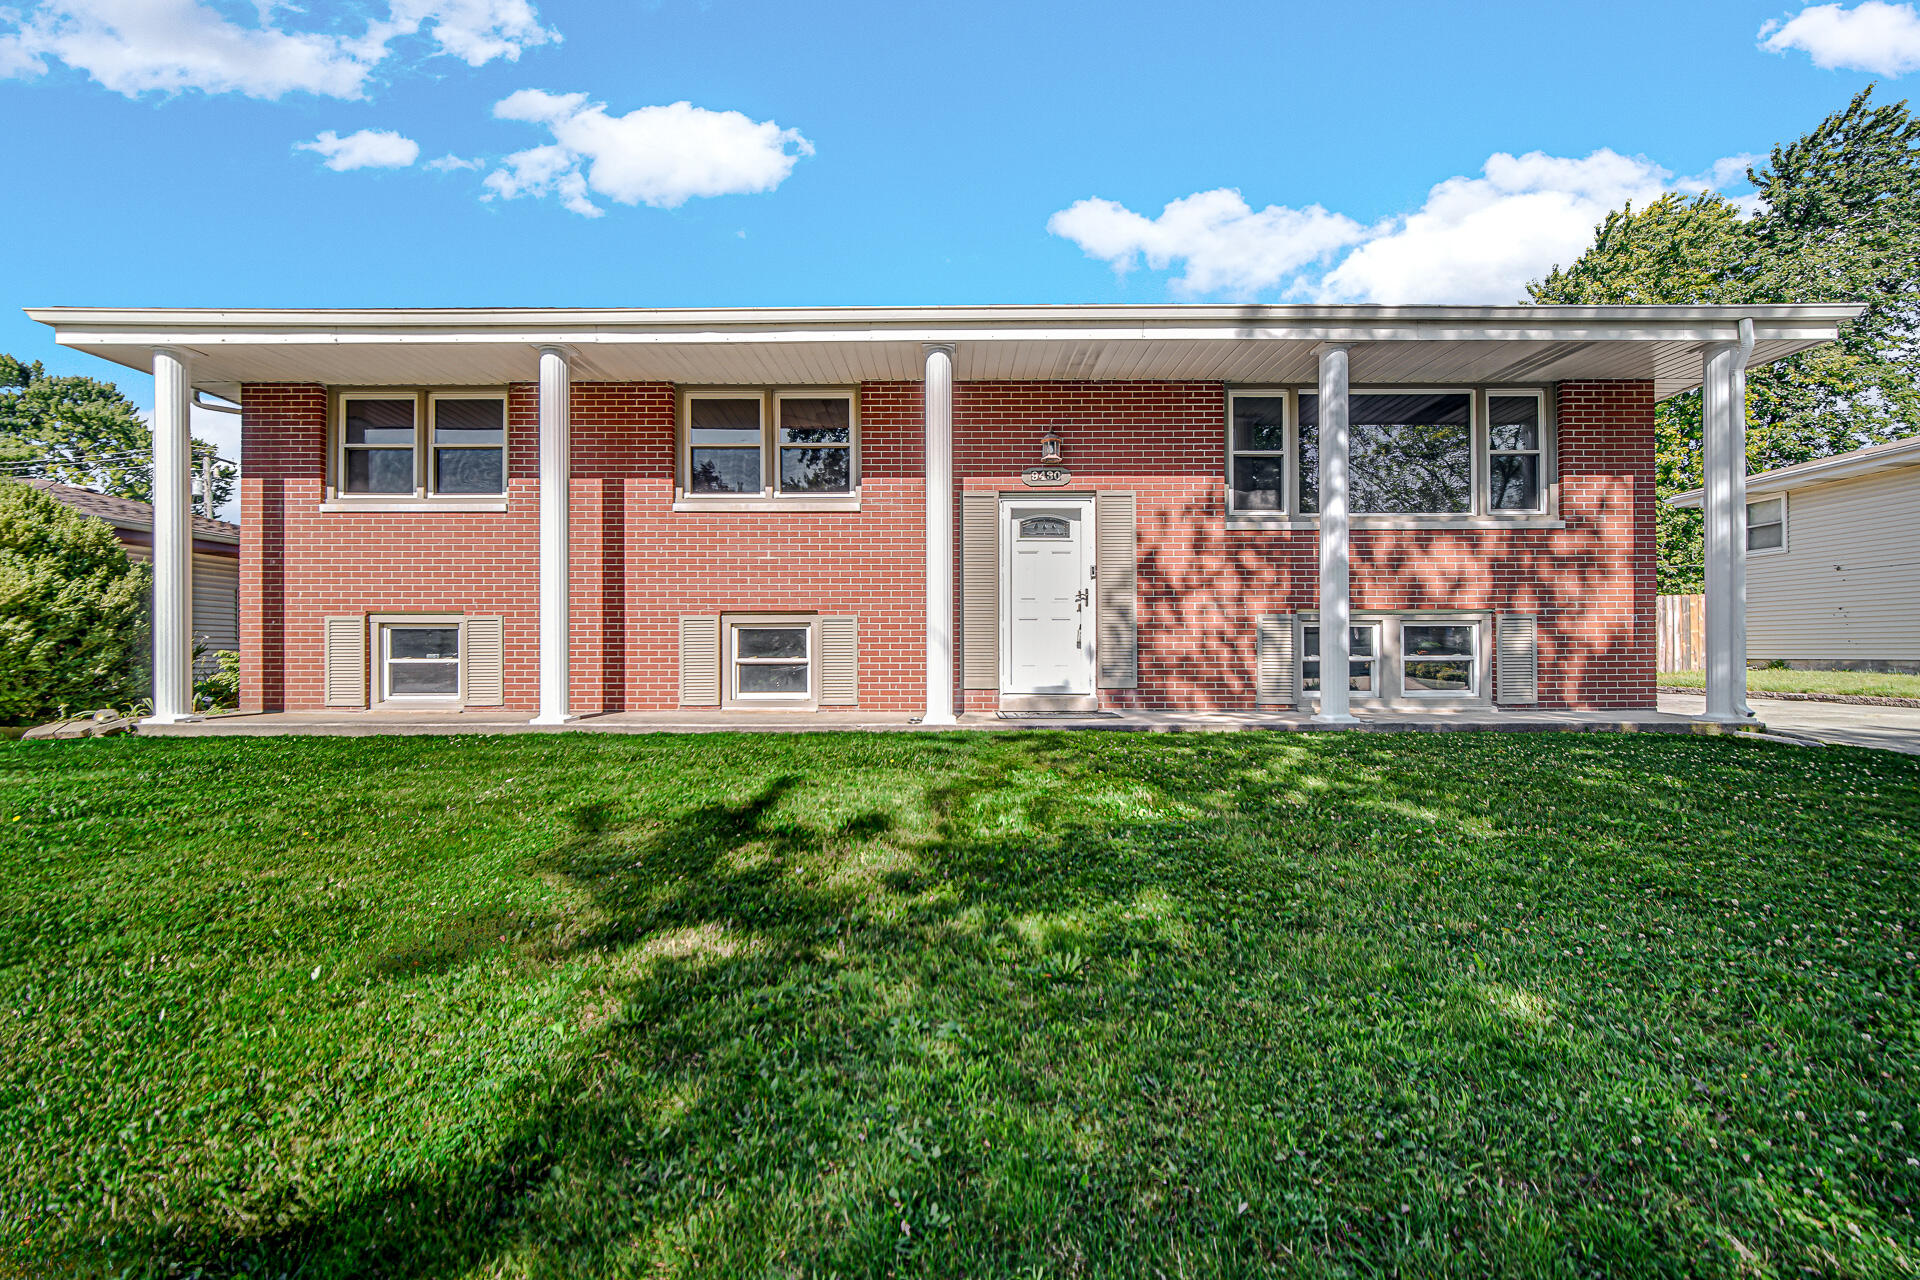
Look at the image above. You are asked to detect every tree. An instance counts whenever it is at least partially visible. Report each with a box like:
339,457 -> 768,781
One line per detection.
1529,87 -> 1920,591
0,355 -> 236,513
0,480 -> 150,724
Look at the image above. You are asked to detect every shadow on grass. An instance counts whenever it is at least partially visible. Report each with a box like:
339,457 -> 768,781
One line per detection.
99,732 -> 1920,1278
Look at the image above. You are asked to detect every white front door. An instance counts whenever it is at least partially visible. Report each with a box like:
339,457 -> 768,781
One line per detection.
1001,499 -> 1095,695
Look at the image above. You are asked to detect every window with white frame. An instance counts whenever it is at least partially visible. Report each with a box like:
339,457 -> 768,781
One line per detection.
1746,495 -> 1786,552
1401,622 -> 1478,696
728,619 -> 813,702
682,390 -> 857,500
338,392 -> 507,499
379,623 -> 460,701
1302,623 -> 1380,694
1226,387 -> 1552,519
1300,615 -> 1486,702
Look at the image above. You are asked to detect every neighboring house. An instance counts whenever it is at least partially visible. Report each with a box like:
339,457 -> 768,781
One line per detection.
27,304 -> 1858,724
1668,434 -> 1920,673
23,478 -> 240,674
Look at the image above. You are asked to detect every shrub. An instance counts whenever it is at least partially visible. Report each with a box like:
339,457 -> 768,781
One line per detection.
0,480 -> 149,724
195,649 -> 240,711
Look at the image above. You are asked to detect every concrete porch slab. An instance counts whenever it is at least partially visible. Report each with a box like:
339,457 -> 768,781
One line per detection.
132,706 -> 1771,739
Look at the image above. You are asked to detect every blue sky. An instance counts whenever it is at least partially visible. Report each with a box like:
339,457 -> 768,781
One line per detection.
1,0 -> 1912,482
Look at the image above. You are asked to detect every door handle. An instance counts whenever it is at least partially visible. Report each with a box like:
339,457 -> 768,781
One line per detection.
1075,588 -> 1090,608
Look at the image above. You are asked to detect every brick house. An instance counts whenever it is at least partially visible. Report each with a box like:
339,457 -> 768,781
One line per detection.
26,304 -> 1858,726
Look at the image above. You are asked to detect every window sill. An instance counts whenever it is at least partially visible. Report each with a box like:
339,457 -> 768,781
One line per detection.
673,496 -> 861,513
320,499 -> 509,513
1226,515 -> 1564,531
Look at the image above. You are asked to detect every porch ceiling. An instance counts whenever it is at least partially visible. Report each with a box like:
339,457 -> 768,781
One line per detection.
26,303 -> 1862,403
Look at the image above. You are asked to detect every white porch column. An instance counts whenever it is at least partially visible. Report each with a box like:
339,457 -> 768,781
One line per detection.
146,347 -> 196,724
921,343 -> 957,725
1314,343 -> 1357,723
532,345 -> 573,725
1702,333 -> 1752,721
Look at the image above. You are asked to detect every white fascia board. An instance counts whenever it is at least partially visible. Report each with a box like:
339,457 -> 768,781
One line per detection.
24,302 -> 1865,348
1666,435 -> 1920,507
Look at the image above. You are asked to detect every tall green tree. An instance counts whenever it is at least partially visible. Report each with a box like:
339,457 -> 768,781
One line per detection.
1529,87 -> 1920,591
0,355 -> 235,513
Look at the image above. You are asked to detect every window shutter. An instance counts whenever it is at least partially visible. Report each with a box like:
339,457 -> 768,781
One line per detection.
818,616 -> 858,706
1095,492 -> 1138,689
1256,614 -> 1295,705
323,616 -> 366,709
679,615 -> 721,707
1496,614 -> 1539,705
464,616 -> 504,706
961,493 -> 998,690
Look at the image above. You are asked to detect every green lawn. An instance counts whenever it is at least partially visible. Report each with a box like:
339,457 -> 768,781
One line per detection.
1660,668 -> 1920,699
2,732 -> 1918,1278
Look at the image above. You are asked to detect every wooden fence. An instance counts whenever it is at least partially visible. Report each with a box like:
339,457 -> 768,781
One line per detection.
1657,593 -> 1705,672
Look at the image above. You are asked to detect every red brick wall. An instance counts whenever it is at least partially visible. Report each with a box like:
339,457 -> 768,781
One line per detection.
240,377 -> 1653,714
924,378 -> 1654,712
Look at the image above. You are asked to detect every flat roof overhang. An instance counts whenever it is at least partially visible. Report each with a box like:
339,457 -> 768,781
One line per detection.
25,303 -> 1865,404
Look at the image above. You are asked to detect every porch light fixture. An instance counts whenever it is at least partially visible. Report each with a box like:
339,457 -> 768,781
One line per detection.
1039,428 -> 1064,464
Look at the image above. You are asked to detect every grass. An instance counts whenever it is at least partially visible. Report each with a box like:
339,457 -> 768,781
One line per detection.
1,731 -> 1918,1278
1660,668 -> 1920,699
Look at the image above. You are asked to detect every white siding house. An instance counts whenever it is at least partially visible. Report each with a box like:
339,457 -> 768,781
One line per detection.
1668,436 -> 1920,670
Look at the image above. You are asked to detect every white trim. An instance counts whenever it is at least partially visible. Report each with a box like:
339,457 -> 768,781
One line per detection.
1669,435 -> 1920,507
1226,516 -> 1568,531
320,500 -> 508,513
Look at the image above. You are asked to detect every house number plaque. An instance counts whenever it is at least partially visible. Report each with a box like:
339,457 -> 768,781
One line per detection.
1020,465 -> 1071,488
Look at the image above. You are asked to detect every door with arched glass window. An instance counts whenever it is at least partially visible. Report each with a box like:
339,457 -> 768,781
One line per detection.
1000,499 -> 1095,696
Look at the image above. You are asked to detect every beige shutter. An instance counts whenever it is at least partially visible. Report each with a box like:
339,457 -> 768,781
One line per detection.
464,616 -> 504,706
818,616 -> 858,706
1096,492 -> 1138,689
679,615 -> 721,707
961,492 -> 999,690
1256,614 -> 1295,705
1496,614 -> 1539,704
323,616 -> 366,708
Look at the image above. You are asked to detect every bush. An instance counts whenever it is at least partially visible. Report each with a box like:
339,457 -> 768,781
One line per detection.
195,649 -> 239,711
0,480 -> 149,724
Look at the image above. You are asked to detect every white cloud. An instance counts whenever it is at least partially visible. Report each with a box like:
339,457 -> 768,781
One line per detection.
1046,191 -> 1364,297
1321,150 -> 1676,304
425,152 -> 483,171
1049,148 -> 1760,305
0,0 -> 557,99
484,88 -> 814,215
297,128 -> 420,171
1759,2 -> 1920,74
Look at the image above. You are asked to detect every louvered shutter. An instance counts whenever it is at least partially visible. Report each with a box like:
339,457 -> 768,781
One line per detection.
1256,614 -> 1295,705
818,616 -> 858,706
679,615 -> 721,707
464,616 -> 504,706
1496,614 -> 1539,705
1095,492 -> 1138,689
961,493 -> 998,690
323,616 -> 366,708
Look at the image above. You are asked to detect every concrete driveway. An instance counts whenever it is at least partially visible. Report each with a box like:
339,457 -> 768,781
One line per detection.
1659,691 -> 1920,755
